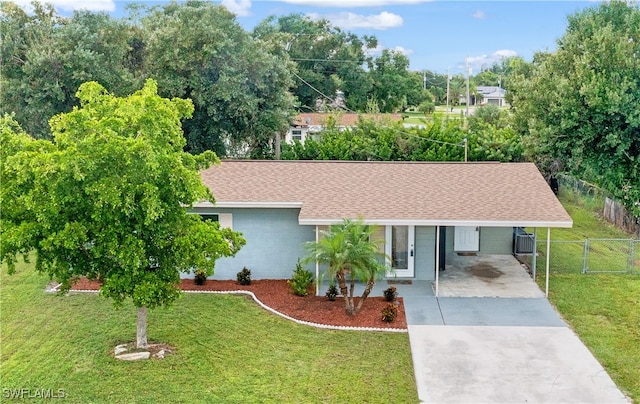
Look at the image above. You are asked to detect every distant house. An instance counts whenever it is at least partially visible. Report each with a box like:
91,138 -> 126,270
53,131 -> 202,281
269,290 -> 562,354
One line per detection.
192,160 -> 572,295
476,86 -> 508,107
285,113 -> 403,144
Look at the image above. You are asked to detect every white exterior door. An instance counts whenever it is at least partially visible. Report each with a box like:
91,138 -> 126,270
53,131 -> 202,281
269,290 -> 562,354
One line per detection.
454,226 -> 480,252
386,225 -> 415,277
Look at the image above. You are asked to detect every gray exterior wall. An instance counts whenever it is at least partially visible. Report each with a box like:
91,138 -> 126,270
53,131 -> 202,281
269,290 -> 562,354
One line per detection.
185,207 -> 515,281
444,226 -> 515,260
479,227 -> 514,254
190,207 -> 316,280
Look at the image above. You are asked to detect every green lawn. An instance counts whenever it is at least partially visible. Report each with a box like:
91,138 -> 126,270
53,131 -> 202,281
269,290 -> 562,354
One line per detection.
0,264 -> 418,403
536,191 -> 640,402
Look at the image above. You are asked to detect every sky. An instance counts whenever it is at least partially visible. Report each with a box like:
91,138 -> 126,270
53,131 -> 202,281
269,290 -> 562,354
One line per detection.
13,0 -> 599,74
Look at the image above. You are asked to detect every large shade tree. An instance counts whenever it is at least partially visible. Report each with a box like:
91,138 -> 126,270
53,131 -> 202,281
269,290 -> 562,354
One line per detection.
0,1 -> 141,140
141,1 -> 295,157
368,49 -> 413,112
0,80 -> 245,348
303,219 -> 387,316
509,1 -> 640,216
253,13 -> 376,114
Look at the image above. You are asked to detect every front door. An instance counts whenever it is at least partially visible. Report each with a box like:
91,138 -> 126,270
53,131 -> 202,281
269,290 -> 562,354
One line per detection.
386,225 -> 415,277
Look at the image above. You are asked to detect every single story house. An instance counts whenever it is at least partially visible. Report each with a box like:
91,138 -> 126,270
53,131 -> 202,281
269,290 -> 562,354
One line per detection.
285,113 -> 403,144
194,160 -> 572,296
476,86 -> 508,107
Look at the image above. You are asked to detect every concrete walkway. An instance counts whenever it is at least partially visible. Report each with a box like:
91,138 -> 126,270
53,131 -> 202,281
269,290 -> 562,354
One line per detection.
401,255 -> 630,403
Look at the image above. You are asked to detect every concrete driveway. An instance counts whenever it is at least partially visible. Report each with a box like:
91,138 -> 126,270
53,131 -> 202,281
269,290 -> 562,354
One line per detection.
401,255 -> 630,403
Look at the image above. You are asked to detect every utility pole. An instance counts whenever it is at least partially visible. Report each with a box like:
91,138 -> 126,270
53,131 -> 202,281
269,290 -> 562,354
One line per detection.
465,58 -> 470,117
423,71 -> 427,90
446,67 -> 450,113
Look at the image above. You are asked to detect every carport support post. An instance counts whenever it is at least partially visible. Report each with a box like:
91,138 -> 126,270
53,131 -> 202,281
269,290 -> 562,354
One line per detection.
545,227 -> 551,297
315,225 -> 320,296
435,225 -> 440,297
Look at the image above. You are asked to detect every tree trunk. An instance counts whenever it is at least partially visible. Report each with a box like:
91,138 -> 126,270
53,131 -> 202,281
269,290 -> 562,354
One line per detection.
348,273 -> 356,315
137,306 -> 148,349
336,270 -> 354,316
355,278 -> 376,313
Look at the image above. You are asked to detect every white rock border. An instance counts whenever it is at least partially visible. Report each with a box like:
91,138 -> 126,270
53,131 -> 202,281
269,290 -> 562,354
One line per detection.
63,286 -> 407,333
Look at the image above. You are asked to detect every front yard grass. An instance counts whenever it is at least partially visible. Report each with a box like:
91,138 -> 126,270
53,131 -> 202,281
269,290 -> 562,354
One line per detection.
537,191 -> 640,402
0,262 -> 418,403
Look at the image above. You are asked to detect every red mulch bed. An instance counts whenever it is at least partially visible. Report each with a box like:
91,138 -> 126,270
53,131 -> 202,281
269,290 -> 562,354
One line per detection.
71,278 -> 406,330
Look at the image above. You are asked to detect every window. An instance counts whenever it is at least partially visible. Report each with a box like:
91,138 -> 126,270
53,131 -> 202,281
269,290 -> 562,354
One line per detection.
198,213 -> 233,229
292,130 -> 303,142
200,214 -> 219,222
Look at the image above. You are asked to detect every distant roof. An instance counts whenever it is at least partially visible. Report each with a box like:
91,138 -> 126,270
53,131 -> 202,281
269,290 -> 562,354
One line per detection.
199,160 -> 572,228
291,113 -> 403,127
476,86 -> 506,98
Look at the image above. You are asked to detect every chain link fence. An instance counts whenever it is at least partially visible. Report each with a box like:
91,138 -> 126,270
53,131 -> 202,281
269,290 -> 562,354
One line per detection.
517,238 -> 638,276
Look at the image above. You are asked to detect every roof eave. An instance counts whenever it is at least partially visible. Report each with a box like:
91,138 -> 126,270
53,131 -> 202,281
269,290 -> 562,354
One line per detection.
298,218 -> 573,228
193,201 -> 303,209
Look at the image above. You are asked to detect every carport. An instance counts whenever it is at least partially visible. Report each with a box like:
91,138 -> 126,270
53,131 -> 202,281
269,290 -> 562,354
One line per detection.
432,223 -> 572,298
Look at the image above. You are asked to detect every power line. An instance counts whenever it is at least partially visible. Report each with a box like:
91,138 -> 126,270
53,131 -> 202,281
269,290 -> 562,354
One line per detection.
292,71 -> 357,114
291,58 -> 364,64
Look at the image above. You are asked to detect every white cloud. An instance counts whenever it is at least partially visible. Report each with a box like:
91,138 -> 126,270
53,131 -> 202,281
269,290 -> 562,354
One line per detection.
279,0 -> 432,7
392,46 -> 414,56
472,10 -> 486,20
365,43 -> 385,55
461,49 -> 518,72
12,0 -> 115,12
221,0 -> 252,17
312,11 -> 403,30
365,43 -> 413,56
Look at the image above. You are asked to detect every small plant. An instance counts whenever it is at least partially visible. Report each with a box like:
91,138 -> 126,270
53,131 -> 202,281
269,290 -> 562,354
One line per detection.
383,286 -> 398,302
381,303 -> 398,323
325,284 -> 338,301
288,260 -> 314,296
193,269 -> 207,285
237,266 -> 251,285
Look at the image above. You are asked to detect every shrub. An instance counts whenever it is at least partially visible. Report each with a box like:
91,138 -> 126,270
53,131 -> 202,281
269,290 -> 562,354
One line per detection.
325,284 -> 338,301
289,261 -> 314,296
418,100 -> 435,115
381,303 -> 398,323
194,269 -> 207,285
237,267 -> 252,285
383,286 -> 398,302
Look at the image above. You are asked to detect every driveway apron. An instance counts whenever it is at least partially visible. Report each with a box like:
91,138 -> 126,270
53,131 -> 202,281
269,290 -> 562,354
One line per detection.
404,295 -> 630,403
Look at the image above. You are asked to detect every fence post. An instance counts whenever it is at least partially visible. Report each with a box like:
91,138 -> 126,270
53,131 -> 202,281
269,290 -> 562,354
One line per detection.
532,228 -> 537,279
582,239 -> 589,274
631,239 -> 635,275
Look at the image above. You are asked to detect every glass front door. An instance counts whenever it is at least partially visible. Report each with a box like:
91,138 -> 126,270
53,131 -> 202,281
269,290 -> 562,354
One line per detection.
386,225 -> 415,277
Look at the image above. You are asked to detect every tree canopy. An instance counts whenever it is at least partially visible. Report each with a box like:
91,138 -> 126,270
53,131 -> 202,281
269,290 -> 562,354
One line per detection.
0,1 -> 294,158
509,0 -> 640,216
253,13 -> 377,114
142,1 -> 295,157
0,80 -> 245,348
0,2 -> 141,140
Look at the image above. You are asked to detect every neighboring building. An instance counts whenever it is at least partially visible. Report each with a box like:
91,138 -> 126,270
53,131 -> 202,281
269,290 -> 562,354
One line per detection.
284,113 -> 403,144
192,160 -> 572,293
476,86 -> 508,107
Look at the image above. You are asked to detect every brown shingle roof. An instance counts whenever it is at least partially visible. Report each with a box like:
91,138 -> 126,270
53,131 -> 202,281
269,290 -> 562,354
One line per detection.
291,113 -> 403,127
199,160 -> 573,227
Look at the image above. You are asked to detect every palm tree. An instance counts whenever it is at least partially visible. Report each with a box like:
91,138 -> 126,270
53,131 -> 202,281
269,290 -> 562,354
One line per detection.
303,219 -> 388,316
